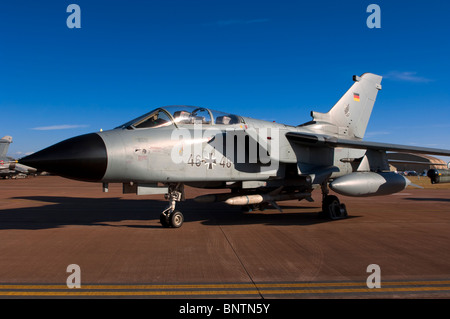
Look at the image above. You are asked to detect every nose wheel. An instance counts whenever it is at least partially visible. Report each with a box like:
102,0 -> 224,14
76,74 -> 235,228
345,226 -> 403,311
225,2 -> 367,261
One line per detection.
160,183 -> 185,228
160,210 -> 184,228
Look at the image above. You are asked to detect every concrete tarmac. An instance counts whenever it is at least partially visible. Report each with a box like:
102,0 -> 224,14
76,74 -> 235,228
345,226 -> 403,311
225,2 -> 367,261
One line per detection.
0,176 -> 449,298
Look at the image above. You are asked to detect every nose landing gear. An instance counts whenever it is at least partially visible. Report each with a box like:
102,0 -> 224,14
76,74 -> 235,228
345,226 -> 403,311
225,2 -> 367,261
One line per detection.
160,183 -> 185,228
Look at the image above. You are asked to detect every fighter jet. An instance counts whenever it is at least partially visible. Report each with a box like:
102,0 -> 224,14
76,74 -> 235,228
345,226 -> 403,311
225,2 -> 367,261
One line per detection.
20,73 -> 450,227
0,136 -> 39,179
0,136 -> 17,179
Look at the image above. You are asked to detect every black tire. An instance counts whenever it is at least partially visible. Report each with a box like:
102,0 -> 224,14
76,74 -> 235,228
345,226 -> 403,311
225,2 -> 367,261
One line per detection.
169,210 -> 184,228
322,195 -> 346,220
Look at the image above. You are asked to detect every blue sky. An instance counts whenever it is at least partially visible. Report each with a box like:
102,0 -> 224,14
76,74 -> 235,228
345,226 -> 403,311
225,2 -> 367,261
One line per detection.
1,0 -> 450,162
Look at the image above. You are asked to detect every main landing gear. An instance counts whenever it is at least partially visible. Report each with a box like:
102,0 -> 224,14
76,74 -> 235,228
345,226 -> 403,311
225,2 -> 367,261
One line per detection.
160,183 -> 185,228
320,181 -> 348,220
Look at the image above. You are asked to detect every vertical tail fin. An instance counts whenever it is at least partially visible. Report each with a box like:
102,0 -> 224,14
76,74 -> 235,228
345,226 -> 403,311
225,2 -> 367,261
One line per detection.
0,136 -> 13,157
311,73 -> 382,139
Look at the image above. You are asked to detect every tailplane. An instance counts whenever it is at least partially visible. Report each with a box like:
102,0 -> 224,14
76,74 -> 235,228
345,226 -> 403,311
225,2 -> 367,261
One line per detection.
309,73 -> 382,139
0,136 -> 13,158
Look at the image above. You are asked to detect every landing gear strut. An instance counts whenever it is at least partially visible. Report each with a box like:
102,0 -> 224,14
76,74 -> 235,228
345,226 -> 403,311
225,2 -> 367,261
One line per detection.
320,181 -> 348,220
160,183 -> 185,228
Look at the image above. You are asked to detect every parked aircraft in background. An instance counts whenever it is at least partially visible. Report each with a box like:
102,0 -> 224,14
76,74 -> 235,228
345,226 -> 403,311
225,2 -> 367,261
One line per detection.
0,136 -> 17,179
0,136 -> 38,179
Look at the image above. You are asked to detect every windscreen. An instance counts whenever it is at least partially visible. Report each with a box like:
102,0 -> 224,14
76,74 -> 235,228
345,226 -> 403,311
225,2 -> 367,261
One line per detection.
116,105 -> 243,129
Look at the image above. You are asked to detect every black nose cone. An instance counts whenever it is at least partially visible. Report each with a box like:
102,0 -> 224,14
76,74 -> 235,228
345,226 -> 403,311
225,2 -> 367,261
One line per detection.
20,133 -> 107,182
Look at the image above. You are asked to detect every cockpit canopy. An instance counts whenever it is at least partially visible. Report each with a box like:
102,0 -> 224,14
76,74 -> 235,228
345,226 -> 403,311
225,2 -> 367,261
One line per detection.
117,105 -> 244,130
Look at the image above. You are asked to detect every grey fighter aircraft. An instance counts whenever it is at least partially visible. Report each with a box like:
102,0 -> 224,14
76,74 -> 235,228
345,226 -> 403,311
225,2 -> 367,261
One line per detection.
0,136 -> 17,179
20,73 -> 450,227
1,136 -> 38,179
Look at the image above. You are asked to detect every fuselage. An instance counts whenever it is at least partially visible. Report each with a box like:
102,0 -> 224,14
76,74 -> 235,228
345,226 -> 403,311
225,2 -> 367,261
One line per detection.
19,105 -> 361,185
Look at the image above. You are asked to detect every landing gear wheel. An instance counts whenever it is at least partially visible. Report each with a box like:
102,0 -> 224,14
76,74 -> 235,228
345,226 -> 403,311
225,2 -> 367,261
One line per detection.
159,183 -> 185,228
321,195 -> 348,220
169,210 -> 184,228
160,213 -> 170,228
